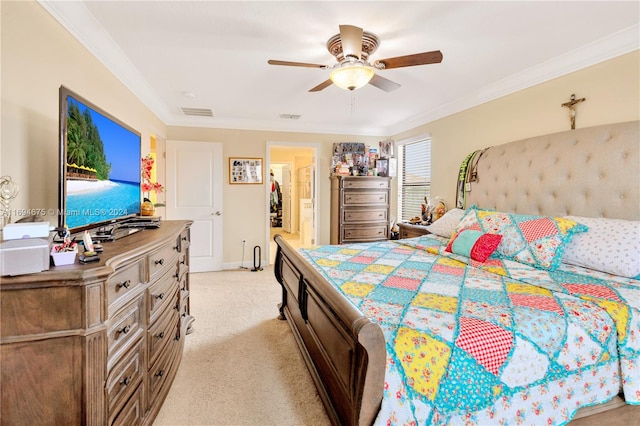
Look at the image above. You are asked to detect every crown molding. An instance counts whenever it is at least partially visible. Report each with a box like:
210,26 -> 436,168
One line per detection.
38,0 -> 174,123
388,24 -> 640,136
39,1 -> 638,137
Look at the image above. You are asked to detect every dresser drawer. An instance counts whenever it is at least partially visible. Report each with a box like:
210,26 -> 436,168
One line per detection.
110,382 -> 144,426
341,224 -> 389,242
148,300 -> 179,366
148,268 -> 179,325
342,191 -> 388,206
107,295 -> 144,369
342,208 -> 388,224
178,251 -> 189,278
340,178 -> 390,190
107,260 -> 144,314
106,337 -> 144,417
148,243 -> 179,282
148,336 -> 180,405
178,228 -> 190,252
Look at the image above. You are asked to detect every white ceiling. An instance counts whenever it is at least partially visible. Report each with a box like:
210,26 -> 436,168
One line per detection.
41,1 -> 639,136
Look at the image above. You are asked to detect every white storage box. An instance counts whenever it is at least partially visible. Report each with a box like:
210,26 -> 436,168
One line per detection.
0,238 -> 50,276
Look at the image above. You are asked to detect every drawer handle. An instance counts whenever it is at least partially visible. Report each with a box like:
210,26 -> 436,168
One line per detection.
155,259 -> 164,266
120,376 -> 132,386
155,292 -> 165,300
180,259 -> 186,265
174,273 -> 180,279
181,236 -> 188,241
155,370 -> 164,378
379,213 -> 383,217
175,303 -> 180,311
117,280 -> 131,289
156,331 -> 165,339
175,335 -> 181,342
117,325 -> 131,335
379,196 -> 384,200
173,245 -> 179,251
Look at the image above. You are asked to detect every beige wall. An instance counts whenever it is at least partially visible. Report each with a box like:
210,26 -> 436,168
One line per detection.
165,127 -> 380,263
1,1 -> 166,222
2,2 -> 638,268
392,51 -> 640,211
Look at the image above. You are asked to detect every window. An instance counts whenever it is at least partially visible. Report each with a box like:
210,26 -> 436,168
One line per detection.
397,138 -> 431,222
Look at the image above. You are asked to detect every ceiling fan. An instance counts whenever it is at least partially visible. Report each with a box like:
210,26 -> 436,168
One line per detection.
268,24 -> 443,92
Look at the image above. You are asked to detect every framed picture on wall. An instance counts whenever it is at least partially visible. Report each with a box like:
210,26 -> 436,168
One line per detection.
229,157 -> 263,184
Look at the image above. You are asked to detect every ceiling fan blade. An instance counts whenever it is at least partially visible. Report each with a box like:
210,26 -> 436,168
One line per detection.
376,50 -> 443,70
268,59 -> 327,69
368,74 -> 401,92
339,24 -> 363,59
309,79 -> 333,92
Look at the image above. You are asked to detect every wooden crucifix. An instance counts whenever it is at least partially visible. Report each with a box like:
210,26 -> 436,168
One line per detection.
561,93 -> 586,130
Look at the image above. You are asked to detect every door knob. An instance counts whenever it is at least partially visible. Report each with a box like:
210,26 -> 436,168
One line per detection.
213,211 -> 221,216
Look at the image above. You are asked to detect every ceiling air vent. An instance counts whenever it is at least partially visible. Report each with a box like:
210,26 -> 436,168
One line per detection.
279,114 -> 301,120
181,107 -> 214,117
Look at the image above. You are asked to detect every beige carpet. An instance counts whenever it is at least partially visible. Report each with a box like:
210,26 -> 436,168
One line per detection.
154,266 -> 330,426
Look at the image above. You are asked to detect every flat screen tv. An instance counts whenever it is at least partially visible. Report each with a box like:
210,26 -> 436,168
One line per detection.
58,86 -> 141,233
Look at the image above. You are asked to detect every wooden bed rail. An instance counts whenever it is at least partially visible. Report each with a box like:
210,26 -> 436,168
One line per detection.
273,234 -> 386,426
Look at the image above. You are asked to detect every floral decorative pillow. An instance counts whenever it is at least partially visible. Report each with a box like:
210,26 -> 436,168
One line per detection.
454,206 -> 588,270
562,216 -> 640,278
424,208 -> 465,238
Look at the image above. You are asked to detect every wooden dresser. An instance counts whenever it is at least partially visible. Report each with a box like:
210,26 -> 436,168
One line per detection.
0,220 -> 192,425
330,176 -> 391,244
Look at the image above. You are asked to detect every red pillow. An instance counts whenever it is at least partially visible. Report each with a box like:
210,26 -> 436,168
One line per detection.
445,229 -> 503,262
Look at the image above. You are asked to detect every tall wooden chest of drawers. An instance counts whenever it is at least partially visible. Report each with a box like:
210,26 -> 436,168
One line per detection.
0,220 -> 192,425
330,176 -> 391,244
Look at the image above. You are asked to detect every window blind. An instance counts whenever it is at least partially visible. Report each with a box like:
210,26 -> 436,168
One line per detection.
398,139 -> 431,222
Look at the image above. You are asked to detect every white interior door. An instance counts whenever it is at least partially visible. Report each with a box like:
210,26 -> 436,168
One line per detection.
282,164 -> 291,233
166,140 -> 223,272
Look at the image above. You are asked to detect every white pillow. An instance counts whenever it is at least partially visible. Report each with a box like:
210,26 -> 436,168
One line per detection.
562,216 -> 640,279
425,208 -> 465,238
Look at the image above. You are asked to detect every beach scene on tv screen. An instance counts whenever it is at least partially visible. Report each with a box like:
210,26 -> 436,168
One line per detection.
65,97 -> 141,229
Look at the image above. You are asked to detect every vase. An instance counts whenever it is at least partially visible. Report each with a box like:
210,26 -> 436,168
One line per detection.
140,201 -> 155,216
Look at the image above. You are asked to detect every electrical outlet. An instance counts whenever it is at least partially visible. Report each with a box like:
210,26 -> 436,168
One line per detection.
465,182 -> 472,192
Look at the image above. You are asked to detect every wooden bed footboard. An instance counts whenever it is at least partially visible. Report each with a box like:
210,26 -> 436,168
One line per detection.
273,234 -> 386,426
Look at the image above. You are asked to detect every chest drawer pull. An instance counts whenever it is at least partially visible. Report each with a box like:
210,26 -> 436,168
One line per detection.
156,332 -> 165,339
155,258 -> 165,266
120,376 -> 132,386
155,370 -> 164,378
155,293 -> 165,300
117,325 -> 131,335
117,280 -> 131,289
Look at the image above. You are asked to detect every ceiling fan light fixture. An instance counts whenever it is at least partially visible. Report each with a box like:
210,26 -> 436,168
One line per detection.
329,63 -> 374,91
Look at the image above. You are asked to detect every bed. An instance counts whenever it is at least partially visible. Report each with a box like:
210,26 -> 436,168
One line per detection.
273,120 -> 639,425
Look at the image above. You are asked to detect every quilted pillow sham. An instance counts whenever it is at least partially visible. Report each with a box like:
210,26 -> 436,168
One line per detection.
445,229 -> 502,262
424,208 -> 465,238
455,206 -> 588,270
561,216 -> 640,278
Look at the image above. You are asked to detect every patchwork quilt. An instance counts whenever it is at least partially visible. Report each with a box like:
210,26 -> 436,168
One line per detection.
299,236 -> 640,425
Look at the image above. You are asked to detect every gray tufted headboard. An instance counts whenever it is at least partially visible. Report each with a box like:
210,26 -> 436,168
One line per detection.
462,120 -> 639,221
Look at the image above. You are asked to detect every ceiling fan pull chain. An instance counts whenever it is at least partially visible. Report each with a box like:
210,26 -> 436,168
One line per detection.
351,91 -> 356,116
